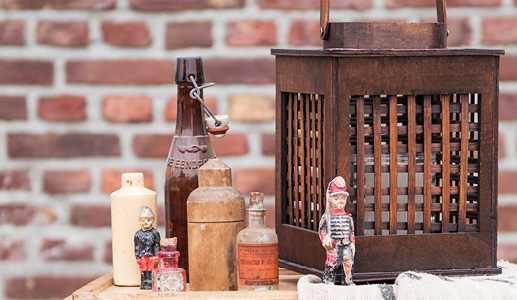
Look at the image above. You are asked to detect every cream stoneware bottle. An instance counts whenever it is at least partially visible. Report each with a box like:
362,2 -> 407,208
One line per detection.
110,172 -> 158,286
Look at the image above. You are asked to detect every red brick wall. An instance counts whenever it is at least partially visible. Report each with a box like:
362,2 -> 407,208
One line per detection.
1,0 -> 517,298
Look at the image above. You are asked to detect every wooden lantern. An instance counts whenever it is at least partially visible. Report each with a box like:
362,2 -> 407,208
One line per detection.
273,0 -> 504,281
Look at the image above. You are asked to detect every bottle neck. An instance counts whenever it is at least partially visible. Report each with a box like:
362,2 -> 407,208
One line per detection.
175,84 -> 207,137
247,211 -> 266,228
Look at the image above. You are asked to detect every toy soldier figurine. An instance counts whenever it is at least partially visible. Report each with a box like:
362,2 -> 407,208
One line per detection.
134,205 -> 161,289
319,176 -> 355,285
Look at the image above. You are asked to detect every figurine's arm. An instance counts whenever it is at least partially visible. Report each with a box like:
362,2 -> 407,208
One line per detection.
134,233 -> 141,260
349,215 -> 356,256
318,217 -> 334,251
152,230 -> 161,256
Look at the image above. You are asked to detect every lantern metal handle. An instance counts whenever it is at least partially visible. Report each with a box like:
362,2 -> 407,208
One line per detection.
320,0 -> 448,40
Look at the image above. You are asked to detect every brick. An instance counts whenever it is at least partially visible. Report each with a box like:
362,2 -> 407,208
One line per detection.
499,93 -> 517,121
66,60 -> 175,85
0,239 -> 25,261
446,17 -> 472,47
5,275 -> 97,299
0,96 -> 27,120
498,243 -> 517,263
132,133 -> 173,158
100,168 -> 154,193
499,133 -> 505,158
40,238 -> 94,261
43,170 -> 91,194
0,60 -> 53,85
102,21 -> 151,47
164,96 -> 217,121
130,0 -> 244,11
499,205 -> 517,232
104,240 -> 112,263
258,0 -> 371,10
0,20 -> 24,45
102,95 -> 153,123
166,21 -> 212,50
70,204 -> 111,227
2,0 -> 115,9
37,20 -> 89,47
49,0 -> 116,10
499,171 -> 517,194
211,133 -> 248,156
233,167 -> 275,195
156,204 -> 165,227
0,170 -> 30,190
422,17 -> 471,47
228,94 -> 275,122
38,95 -> 87,121
386,0 -> 501,8
204,58 -> 275,85
8,133 -> 120,158
226,20 -> 277,47
0,204 -> 56,226
1,0 -> 46,9
288,20 -> 320,47
482,17 -> 517,46
261,133 -> 275,156
500,55 -> 517,82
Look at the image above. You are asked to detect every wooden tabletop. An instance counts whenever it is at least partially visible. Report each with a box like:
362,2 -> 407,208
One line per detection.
66,268 -> 304,300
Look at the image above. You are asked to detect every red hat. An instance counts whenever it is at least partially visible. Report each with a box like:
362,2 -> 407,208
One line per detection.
327,176 -> 348,196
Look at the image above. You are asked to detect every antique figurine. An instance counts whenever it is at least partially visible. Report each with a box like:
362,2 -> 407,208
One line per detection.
319,176 -> 355,285
134,205 -> 161,290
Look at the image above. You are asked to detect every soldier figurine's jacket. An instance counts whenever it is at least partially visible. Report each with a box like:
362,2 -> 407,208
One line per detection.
134,227 -> 161,272
319,209 -> 355,248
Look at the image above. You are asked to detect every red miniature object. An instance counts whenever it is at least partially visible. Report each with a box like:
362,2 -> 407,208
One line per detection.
319,176 -> 355,285
152,238 -> 187,292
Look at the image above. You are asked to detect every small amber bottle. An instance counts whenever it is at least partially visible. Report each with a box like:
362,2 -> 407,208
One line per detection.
237,192 -> 279,290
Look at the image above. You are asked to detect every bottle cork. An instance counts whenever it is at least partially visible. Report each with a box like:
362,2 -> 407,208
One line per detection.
110,173 -> 158,286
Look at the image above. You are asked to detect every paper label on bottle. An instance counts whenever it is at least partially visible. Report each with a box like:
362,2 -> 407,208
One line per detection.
238,243 -> 279,287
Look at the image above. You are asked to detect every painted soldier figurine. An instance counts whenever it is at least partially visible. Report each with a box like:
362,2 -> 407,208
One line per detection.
319,176 -> 355,285
134,205 -> 161,289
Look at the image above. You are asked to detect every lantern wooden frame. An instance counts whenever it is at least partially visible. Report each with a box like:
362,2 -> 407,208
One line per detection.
273,0 -> 503,282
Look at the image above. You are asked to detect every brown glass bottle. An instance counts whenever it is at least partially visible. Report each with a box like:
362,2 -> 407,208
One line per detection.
164,57 -> 215,272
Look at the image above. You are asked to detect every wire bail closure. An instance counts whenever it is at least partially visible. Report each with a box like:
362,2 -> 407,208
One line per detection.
188,75 -> 220,127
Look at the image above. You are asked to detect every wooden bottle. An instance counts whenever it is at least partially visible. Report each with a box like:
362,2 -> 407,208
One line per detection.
110,173 -> 158,286
164,56 -> 216,272
187,158 -> 245,291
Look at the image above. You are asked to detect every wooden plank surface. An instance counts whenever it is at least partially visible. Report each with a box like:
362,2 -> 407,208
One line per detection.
407,95 -> 416,234
389,95 -> 398,235
373,96 -> 382,236
70,268 -> 302,300
356,96 -> 365,236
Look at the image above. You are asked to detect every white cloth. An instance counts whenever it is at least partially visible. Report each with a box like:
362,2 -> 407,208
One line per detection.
297,261 -> 517,300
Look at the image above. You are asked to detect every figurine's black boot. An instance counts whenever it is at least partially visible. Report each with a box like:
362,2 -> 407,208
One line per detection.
323,265 -> 336,284
342,276 -> 354,286
141,271 -> 152,290
139,272 -> 146,290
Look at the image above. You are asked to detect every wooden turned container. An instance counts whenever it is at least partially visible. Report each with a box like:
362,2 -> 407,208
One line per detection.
273,0 -> 504,282
187,158 -> 245,291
